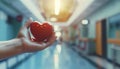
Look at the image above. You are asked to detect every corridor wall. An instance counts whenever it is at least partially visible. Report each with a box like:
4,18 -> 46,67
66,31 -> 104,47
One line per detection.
86,0 -> 120,64
0,11 -> 8,40
87,0 -> 120,38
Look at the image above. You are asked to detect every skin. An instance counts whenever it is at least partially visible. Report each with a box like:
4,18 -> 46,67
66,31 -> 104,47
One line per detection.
0,19 -> 56,60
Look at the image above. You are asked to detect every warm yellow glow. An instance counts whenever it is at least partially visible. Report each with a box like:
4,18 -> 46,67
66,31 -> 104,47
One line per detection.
50,17 -> 57,22
55,0 -> 61,15
39,0 -> 75,22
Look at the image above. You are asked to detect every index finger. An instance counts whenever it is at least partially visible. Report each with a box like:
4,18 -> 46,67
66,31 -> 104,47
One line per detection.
24,18 -> 33,28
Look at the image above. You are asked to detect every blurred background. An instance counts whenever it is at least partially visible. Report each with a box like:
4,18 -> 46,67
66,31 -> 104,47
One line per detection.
0,0 -> 120,69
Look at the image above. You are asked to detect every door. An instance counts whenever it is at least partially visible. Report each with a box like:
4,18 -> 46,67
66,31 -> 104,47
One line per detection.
96,21 -> 102,56
96,19 -> 107,58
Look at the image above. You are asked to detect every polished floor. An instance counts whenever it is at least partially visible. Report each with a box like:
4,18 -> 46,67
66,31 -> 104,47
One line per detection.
16,43 -> 96,69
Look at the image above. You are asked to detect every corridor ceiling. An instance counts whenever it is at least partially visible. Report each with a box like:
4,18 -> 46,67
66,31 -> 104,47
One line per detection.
0,0 -> 109,26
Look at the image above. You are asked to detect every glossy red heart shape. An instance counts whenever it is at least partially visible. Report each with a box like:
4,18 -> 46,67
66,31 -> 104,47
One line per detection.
30,21 -> 53,42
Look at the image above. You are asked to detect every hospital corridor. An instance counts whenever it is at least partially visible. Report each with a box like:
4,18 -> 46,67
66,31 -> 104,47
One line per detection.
0,0 -> 120,69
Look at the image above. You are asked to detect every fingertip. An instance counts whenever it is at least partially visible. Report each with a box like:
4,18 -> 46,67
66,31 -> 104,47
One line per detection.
27,18 -> 33,24
25,17 -> 33,28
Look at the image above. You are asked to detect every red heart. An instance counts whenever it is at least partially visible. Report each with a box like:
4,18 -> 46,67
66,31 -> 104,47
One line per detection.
30,21 -> 53,42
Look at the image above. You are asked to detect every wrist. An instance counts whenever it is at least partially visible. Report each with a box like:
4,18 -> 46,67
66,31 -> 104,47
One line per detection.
12,38 -> 25,54
20,37 -> 27,53
0,38 -> 23,48
0,38 -> 25,59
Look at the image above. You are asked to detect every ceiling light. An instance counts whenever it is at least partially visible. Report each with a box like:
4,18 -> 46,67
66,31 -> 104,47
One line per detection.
55,0 -> 61,15
81,19 -> 89,25
50,17 -> 57,22
39,0 -> 76,22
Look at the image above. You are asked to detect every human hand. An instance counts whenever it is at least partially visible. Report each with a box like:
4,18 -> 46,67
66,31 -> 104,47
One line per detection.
17,19 -> 56,52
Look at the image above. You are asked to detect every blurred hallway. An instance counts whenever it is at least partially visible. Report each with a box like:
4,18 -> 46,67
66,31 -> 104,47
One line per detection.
0,0 -> 120,69
15,43 -> 96,69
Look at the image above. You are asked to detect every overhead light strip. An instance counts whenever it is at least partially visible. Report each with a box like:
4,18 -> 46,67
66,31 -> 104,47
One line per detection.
55,0 -> 61,15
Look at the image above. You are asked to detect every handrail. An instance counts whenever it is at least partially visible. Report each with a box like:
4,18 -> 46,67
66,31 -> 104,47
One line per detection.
107,39 -> 120,45
79,38 -> 96,42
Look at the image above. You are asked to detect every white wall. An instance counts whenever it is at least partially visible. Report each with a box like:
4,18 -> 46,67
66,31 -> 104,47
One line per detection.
87,0 -> 120,38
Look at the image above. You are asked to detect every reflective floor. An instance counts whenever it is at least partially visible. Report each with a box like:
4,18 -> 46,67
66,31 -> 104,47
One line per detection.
16,42 -> 96,69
